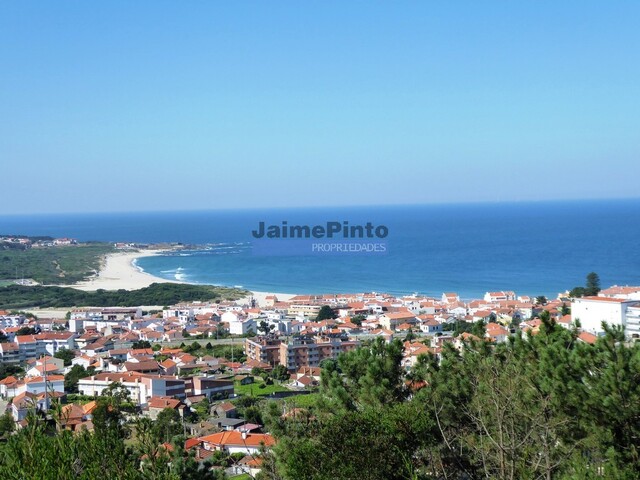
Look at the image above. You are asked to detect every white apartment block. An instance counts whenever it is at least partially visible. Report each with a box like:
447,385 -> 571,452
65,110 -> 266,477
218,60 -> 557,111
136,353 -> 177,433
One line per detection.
571,296 -> 640,337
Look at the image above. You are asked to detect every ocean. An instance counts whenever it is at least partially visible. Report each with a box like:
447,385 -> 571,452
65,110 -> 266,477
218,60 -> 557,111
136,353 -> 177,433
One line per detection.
2,199 -> 639,299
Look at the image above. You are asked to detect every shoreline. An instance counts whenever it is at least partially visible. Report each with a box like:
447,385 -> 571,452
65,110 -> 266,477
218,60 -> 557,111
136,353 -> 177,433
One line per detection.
66,249 -> 180,291
66,249 -> 296,305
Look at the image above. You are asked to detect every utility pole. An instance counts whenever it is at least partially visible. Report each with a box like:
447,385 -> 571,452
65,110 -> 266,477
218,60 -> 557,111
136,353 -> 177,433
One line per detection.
43,355 -> 49,413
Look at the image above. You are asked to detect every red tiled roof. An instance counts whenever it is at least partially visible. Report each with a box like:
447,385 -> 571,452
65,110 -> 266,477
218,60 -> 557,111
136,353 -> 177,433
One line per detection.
199,431 -> 275,448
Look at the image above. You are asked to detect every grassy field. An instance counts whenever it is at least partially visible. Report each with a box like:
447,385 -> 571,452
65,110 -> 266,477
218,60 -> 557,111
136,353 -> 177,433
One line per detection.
0,243 -> 115,285
233,378 -> 289,397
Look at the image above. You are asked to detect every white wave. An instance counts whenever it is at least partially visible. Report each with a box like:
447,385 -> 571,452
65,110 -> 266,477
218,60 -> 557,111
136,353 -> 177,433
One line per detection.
131,259 -> 146,273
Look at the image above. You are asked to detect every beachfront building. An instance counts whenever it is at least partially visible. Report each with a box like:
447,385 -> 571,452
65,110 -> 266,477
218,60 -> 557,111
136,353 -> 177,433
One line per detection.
69,308 -> 142,333
286,304 -> 323,318
599,285 -> 640,300
442,293 -> 460,304
571,296 -> 639,337
484,291 -> 517,303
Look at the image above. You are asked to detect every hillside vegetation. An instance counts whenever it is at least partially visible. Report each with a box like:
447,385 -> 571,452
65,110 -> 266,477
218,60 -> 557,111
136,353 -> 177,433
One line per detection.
260,321 -> 640,479
0,283 -> 248,309
0,243 -> 115,284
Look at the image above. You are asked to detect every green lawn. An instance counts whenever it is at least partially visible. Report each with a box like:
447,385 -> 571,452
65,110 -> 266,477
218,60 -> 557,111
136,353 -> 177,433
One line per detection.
229,475 -> 252,480
233,379 -> 289,397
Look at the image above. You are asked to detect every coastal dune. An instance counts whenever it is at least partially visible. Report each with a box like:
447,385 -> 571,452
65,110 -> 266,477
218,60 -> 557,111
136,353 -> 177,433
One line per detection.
69,250 -> 177,291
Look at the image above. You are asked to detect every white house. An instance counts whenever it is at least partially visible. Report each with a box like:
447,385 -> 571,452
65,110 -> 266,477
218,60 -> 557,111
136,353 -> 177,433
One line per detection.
198,431 -> 275,455
484,291 -> 516,303
572,296 -> 638,336
222,311 -> 256,335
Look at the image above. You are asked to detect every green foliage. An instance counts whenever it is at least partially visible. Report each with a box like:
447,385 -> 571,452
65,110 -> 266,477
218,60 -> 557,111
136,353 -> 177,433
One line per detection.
208,344 -> 245,362
403,329 -> 416,341
274,403 -> 432,480
0,243 -> 115,285
570,286 -> 586,298
315,305 -> 336,321
182,341 -> 201,354
258,320 -> 274,335
132,340 -> 152,349
321,337 -> 405,410
54,347 -> 75,366
0,412 -> 14,438
268,320 -> 640,479
0,415 -> 138,479
0,395 -> 220,480
64,365 -> 95,393
271,364 -> 290,382
571,271 -> 601,298
193,397 -> 211,421
153,408 -> 183,444
0,282 -> 248,309
243,405 -> 264,425
0,363 -> 24,380
234,378 -> 288,397
470,319 -> 486,338
15,326 -> 38,336
586,271 -> 601,296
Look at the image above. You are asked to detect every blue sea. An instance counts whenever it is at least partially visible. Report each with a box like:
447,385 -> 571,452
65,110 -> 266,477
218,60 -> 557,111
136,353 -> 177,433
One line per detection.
2,199 -> 639,299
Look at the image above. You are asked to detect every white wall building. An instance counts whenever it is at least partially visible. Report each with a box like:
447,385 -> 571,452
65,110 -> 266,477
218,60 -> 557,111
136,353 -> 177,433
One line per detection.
0,314 -> 25,328
571,296 -> 638,336
222,311 -> 256,335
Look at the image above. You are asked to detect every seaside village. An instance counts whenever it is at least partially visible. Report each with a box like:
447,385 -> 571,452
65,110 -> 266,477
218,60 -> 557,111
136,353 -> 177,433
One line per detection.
2,286 -> 640,476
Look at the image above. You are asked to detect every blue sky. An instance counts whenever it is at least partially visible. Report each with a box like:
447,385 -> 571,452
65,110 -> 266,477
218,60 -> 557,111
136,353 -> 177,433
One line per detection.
1,2 -> 639,214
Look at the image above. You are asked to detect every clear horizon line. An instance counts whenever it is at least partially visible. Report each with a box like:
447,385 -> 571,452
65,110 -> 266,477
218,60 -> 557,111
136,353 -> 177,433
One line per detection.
2,195 -> 640,217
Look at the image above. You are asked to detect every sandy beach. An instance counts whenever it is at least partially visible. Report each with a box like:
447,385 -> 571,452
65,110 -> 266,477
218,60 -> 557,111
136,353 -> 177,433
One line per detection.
68,250 -> 177,291
65,250 -> 297,306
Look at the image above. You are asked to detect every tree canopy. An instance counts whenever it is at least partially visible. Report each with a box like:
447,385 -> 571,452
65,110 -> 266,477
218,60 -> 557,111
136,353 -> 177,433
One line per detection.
264,321 -> 640,479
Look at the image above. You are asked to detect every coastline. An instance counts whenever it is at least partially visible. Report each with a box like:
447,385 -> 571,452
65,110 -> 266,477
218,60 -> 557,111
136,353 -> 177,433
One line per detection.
66,250 -> 297,306
67,249 -> 179,291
